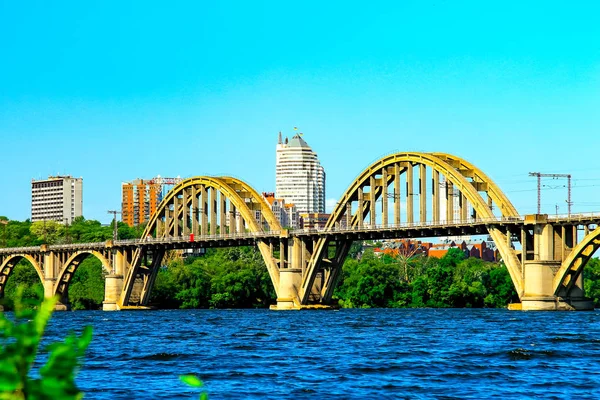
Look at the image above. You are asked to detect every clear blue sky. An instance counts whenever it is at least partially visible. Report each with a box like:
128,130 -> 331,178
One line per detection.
1,1 -> 599,223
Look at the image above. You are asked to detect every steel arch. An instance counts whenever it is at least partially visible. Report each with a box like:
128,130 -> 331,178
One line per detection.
554,226 -> 600,295
120,176 -> 281,307
301,152 -> 523,304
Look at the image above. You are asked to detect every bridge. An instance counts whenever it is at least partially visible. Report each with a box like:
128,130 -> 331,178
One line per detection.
2,152 -> 600,311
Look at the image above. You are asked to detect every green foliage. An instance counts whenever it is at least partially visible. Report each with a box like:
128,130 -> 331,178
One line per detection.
0,291 -> 92,399
0,217 -> 147,249
29,222 -> 65,245
180,375 -> 208,400
3,262 -> 44,311
150,247 -> 277,309
584,258 -> 600,307
335,247 -> 519,309
67,258 -> 106,310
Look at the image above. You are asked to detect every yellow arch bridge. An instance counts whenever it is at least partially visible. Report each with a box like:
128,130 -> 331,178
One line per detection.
2,153 -> 600,311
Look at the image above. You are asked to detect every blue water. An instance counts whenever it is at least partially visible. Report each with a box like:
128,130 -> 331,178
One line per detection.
42,309 -> 600,399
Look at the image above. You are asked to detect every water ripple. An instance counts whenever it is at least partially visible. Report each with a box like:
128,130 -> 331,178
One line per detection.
40,308 -> 600,399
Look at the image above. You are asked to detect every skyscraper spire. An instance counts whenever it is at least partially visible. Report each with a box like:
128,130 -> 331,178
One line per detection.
278,131 -> 282,145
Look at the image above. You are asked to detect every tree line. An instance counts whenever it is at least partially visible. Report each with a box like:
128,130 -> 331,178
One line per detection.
1,216 -> 599,310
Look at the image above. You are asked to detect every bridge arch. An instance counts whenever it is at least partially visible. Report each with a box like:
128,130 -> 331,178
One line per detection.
301,152 -> 523,305
0,254 -> 44,297
54,250 -> 111,301
120,176 -> 281,307
553,226 -> 600,296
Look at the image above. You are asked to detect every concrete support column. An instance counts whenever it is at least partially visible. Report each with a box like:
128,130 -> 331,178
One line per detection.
461,194 -> 468,222
419,164 -> 426,223
103,274 -> 124,311
346,203 -> 352,228
42,251 -> 57,299
279,241 -> 285,269
446,182 -> 454,223
406,163 -> 414,224
357,187 -> 364,228
164,209 -> 171,237
113,249 -> 127,276
201,186 -> 208,236
229,205 -> 237,235
432,170 -> 439,224
291,238 -> 302,270
191,186 -> 199,236
394,164 -> 401,225
182,189 -> 189,236
173,196 -> 180,237
273,268 -> 302,310
210,188 -> 217,236
156,218 -> 164,238
369,176 -> 376,228
382,168 -> 388,227
220,192 -> 227,236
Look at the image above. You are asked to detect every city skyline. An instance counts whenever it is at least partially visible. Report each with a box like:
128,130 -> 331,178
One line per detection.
1,1 -> 599,223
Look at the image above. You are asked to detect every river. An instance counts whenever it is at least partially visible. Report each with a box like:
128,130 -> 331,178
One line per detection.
41,309 -> 600,399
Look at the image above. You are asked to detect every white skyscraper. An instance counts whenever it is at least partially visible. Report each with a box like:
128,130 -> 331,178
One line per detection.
276,132 -> 326,214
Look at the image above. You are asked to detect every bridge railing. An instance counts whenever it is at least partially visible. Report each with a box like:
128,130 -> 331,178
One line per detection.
547,212 -> 600,222
294,216 -> 527,235
0,246 -> 42,255
3,215 -> 600,254
113,231 -> 283,246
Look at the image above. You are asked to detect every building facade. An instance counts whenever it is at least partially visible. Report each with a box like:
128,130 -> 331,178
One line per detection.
276,132 -> 326,214
121,176 -> 182,227
298,212 -> 331,230
31,176 -> 83,224
262,192 -> 299,229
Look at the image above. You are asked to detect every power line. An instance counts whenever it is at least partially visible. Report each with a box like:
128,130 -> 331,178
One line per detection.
529,172 -> 571,215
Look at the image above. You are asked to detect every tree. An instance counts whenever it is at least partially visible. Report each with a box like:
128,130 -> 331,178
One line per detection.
29,221 -> 65,244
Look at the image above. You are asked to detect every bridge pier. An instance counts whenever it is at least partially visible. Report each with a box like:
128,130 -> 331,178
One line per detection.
519,216 -> 594,311
273,268 -> 302,310
103,274 -> 124,311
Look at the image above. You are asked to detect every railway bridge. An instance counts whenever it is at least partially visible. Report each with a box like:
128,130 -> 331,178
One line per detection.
2,152 -> 600,311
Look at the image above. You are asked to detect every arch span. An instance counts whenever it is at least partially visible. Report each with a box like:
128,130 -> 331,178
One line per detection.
0,254 -> 44,297
54,250 -> 111,300
301,152 -> 523,305
120,176 -> 281,307
554,226 -> 600,296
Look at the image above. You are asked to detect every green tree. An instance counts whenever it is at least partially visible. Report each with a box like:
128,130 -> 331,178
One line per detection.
29,221 -> 65,245
3,261 -> 44,311
68,257 -> 106,310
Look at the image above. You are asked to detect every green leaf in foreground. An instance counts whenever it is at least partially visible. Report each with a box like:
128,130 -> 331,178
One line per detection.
0,290 -> 92,399
180,375 -> 208,399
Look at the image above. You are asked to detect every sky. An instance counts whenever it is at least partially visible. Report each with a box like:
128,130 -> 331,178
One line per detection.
1,0 -> 599,223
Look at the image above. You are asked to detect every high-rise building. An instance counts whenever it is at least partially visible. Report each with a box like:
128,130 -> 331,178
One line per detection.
276,132 -> 326,214
31,176 -> 83,224
121,176 -> 182,227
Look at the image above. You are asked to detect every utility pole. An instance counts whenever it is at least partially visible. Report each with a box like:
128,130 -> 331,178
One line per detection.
528,172 -> 572,216
0,220 -> 7,247
107,210 -> 121,241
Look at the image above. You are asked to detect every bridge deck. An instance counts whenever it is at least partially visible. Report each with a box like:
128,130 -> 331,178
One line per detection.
1,214 -> 598,254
